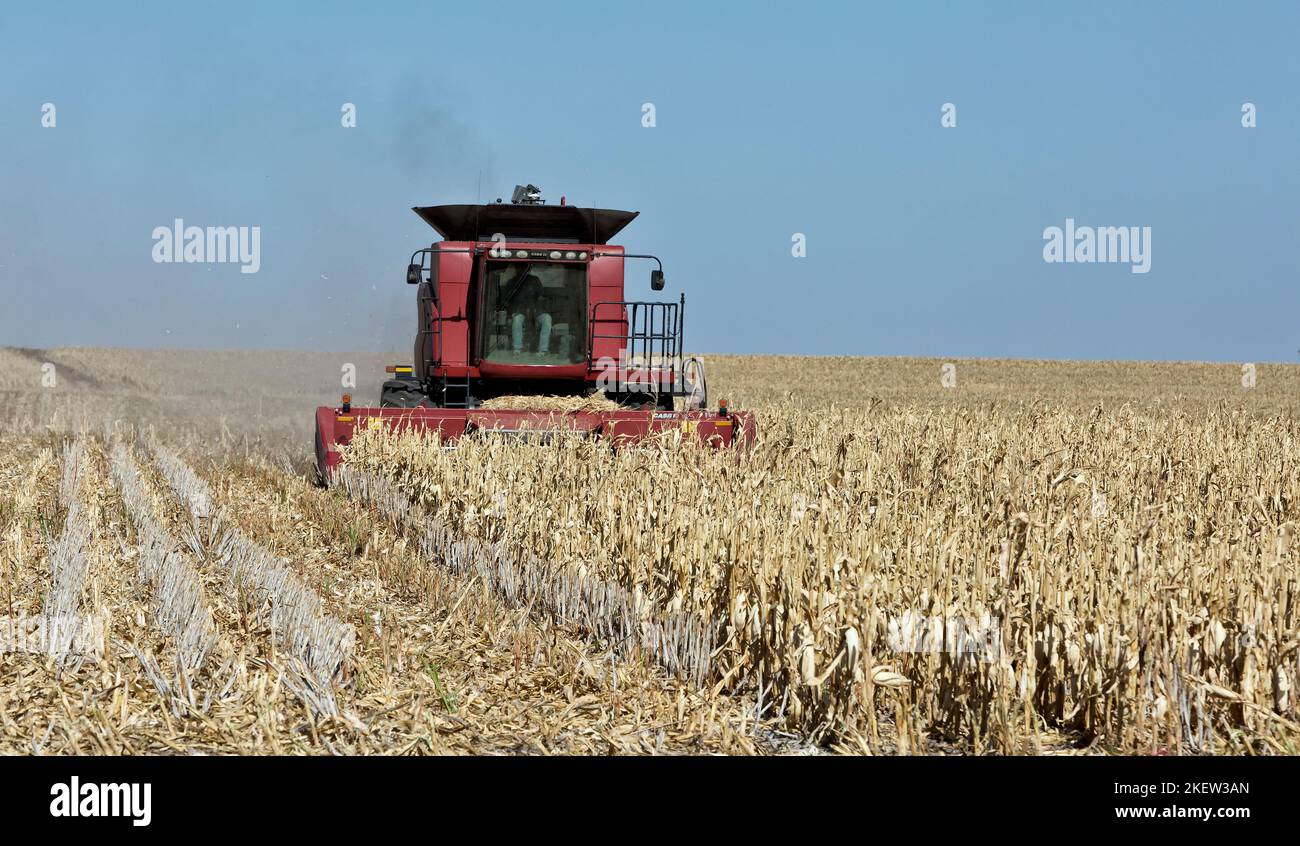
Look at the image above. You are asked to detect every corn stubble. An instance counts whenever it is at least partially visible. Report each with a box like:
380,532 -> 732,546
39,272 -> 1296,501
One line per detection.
3,433 -> 780,754
344,402 -> 1300,754
147,440 -> 354,716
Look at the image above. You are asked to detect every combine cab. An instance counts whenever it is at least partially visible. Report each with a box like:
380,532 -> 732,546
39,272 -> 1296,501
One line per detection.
315,184 -> 755,482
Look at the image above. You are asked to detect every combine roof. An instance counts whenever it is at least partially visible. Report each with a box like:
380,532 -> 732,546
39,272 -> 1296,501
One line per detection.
413,203 -> 638,244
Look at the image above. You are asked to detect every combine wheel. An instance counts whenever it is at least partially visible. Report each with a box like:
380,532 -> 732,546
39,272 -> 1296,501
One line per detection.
380,380 -> 430,408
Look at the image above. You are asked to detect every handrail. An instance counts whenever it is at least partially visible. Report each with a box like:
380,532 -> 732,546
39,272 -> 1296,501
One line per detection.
411,248 -> 443,371
588,296 -> 686,395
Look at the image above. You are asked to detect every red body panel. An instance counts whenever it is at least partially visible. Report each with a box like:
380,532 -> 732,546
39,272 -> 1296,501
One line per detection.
587,248 -> 628,365
429,248 -> 474,372
315,405 -> 756,482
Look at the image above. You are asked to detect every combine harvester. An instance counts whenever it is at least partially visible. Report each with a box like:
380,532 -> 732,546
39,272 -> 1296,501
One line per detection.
315,184 -> 755,481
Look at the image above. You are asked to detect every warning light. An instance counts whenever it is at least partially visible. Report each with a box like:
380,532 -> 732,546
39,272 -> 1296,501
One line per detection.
718,398 -> 729,417
342,393 -> 352,413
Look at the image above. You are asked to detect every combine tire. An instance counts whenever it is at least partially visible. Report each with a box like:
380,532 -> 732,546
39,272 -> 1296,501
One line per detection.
380,381 -> 429,408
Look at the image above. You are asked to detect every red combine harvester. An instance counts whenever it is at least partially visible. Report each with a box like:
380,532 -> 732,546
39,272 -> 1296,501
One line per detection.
315,184 -> 755,481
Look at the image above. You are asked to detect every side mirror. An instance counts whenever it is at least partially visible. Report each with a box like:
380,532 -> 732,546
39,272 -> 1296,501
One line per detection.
406,263 -> 422,285
650,269 -> 665,291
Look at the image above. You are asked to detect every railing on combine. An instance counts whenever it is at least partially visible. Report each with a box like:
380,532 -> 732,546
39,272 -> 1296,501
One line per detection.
418,284 -> 443,369
410,248 -> 439,369
589,294 -> 686,396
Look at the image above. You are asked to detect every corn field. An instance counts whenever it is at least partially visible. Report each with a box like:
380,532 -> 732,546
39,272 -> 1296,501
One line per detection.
2,352 -> 1298,754
343,390 -> 1300,754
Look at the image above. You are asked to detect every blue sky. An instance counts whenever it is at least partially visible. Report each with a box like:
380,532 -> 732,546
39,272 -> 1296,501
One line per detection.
1,1 -> 1297,361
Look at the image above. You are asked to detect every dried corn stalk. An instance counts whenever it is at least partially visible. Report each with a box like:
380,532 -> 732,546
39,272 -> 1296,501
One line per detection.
341,401 -> 1300,752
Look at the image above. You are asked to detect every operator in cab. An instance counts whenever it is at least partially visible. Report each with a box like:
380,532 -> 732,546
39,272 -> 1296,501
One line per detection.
510,273 -> 553,356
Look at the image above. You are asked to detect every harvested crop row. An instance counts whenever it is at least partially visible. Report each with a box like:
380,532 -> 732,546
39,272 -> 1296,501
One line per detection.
109,443 -> 218,673
7,438 -> 359,753
336,466 -> 713,686
0,442 -> 57,620
39,440 -> 95,660
58,440 -> 86,509
343,403 -> 1300,754
205,451 -> 805,753
1,438 -> 188,754
148,441 -> 354,716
